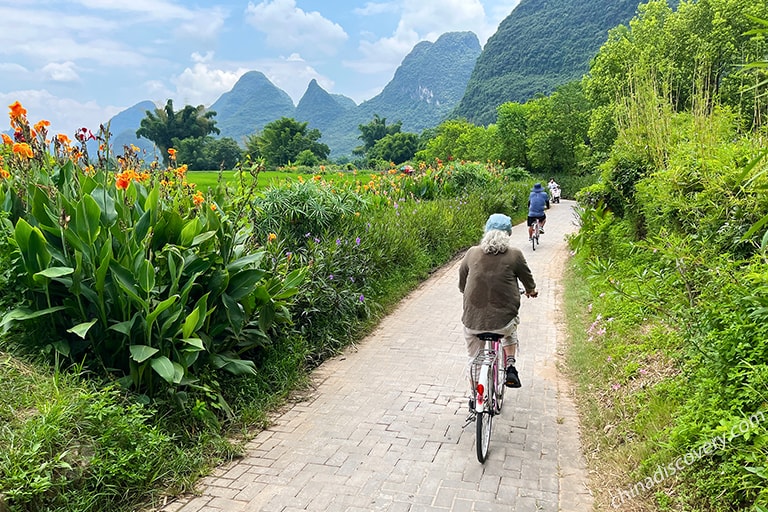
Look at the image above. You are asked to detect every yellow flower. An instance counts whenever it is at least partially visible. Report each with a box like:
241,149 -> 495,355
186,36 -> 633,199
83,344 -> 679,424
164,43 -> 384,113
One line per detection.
297,175 -> 305,183
192,190 -> 204,206
168,148 -> 177,159
0,168 -> 9,179
267,233 -> 277,242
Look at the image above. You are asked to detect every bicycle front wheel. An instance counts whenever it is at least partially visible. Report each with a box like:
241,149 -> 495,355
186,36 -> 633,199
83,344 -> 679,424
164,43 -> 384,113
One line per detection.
476,410 -> 492,463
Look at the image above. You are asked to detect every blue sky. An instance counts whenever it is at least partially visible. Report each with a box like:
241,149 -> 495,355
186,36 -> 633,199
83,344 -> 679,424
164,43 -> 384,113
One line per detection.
0,0 -> 521,137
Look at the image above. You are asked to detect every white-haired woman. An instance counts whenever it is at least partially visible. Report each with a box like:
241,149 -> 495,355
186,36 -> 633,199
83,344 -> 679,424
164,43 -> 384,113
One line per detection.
458,213 -> 538,402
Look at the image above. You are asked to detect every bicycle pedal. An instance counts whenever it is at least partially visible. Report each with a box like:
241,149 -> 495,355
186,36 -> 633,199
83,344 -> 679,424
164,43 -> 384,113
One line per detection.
463,413 -> 476,427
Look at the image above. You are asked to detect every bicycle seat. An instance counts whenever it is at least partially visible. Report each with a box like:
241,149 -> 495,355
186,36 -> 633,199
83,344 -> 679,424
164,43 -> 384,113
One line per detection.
477,332 -> 504,341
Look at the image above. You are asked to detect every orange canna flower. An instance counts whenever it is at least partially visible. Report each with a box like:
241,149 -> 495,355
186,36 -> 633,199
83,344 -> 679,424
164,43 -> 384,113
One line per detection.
33,120 -> 50,132
8,101 -> 26,120
167,148 -> 177,159
192,190 -> 204,206
56,134 -> 71,145
12,142 -> 33,159
116,176 -> 130,189
1,133 -> 12,145
210,204 -> 217,211
174,164 -> 188,177
0,168 -> 9,179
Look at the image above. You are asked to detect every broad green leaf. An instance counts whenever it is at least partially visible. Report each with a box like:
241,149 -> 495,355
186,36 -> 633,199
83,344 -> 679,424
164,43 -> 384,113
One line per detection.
135,209 -> 151,242
90,186 -> 118,226
130,345 -> 159,363
108,320 -> 133,336
67,319 -> 98,339
71,195 -> 102,245
222,293 -> 243,332
95,240 -> 112,294
31,187 -> 58,228
1,306 -> 67,331
51,340 -> 70,357
137,260 -> 155,294
272,268 -> 307,299
146,295 -> 179,325
110,262 -> 146,307
182,293 -> 209,338
211,354 -> 257,376
150,355 -> 175,383
227,269 -> 266,300
191,230 -> 216,247
34,267 -> 74,279
14,218 -> 51,276
180,337 -> 205,350
180,218 -> 203,247
226,251 -> 265,273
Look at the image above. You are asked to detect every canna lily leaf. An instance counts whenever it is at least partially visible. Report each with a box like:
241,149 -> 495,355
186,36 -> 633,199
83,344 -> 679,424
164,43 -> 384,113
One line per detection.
150,355 -> 176,383
210,354 -> 257,376
67,319 -> 98,339
90,186 -> 118,227
1,306 -> 67,332
180,218 -> 203,247
33,266 -> 74,286
14,218 -> 52,276
146,295 -> 179,325
227,269 -> 266,300
130,345 -> 159,363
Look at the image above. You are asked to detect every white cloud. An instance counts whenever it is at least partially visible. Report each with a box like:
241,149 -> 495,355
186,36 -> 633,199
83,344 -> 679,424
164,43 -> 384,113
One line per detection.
174,7 -> 229,41
258,54 -> 333,104
0,90 -> 122,136
172,55 -> 249,107
42,62 -> 80,82
353,2 -> 399,16
245,0 -> 348,56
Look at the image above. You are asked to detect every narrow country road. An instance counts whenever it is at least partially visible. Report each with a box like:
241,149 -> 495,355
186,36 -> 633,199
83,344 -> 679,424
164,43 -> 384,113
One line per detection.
162,199 -> 592,512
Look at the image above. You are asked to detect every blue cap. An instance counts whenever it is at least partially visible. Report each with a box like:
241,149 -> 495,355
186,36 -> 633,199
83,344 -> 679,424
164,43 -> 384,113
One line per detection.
485,213 -> 512,233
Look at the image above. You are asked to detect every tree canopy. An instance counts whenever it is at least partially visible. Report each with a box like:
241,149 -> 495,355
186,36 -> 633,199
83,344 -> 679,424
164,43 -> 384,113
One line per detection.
249,117 -> 329,168
136,99 -> 220,164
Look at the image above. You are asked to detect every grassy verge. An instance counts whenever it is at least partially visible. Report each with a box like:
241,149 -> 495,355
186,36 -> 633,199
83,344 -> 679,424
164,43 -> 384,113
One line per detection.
562,257 -> 684,511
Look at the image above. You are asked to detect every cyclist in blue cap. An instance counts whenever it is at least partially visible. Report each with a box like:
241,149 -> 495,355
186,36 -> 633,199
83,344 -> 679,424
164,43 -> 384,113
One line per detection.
527,183 -> 550,240
459,213 -> 538,397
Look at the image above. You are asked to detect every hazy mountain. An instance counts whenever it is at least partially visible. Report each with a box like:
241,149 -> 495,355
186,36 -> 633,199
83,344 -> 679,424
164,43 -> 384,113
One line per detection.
320,31 -> 482,156
105,100 -> 157,156
452,0 -> 643,125
295,79 -> 354,133
209,71 -> 296,144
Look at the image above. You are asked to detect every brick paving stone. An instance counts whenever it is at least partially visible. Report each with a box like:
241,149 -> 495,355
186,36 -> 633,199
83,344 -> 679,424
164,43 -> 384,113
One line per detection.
159,201 -> 593,512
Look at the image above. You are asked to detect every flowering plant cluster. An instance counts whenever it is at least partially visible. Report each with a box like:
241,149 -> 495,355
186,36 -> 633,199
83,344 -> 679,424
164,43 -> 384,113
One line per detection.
0,102 -> 305,397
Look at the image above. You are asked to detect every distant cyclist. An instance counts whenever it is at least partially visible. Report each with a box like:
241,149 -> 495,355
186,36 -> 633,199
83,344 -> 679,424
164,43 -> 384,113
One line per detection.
527,183 -> 550,240
459,213 -> 538,398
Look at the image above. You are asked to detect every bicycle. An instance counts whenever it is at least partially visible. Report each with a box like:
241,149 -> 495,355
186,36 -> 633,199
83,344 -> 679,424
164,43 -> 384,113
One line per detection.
468,332 -> 506,463
531,218 -> 541,250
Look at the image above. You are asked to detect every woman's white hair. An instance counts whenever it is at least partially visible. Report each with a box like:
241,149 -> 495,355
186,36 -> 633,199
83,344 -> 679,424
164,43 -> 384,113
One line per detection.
480,229 -> 511,254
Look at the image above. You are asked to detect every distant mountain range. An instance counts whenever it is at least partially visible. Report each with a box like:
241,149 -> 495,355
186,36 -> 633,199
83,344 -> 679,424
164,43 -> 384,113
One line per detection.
103,0 -> 648,160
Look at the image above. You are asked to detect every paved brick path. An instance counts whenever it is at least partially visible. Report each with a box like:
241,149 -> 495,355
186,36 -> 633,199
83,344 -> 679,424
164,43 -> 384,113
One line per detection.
162,200 -> 592,512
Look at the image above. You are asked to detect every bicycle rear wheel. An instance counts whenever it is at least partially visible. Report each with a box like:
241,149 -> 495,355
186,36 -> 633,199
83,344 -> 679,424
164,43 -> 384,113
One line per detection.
476,409 -> 492,463
476,362 -> 494,463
